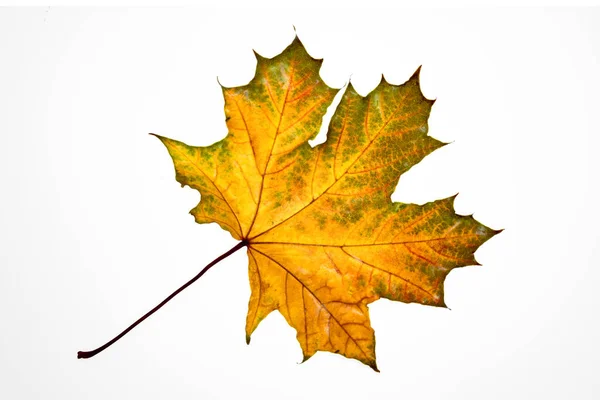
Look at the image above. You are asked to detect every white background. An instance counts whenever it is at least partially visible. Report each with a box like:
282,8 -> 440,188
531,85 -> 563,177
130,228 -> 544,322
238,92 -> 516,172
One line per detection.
1,5 -> 599,399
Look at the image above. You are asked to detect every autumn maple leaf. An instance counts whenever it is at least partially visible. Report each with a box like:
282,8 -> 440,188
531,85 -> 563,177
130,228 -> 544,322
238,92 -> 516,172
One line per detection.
78,37 -> 499,371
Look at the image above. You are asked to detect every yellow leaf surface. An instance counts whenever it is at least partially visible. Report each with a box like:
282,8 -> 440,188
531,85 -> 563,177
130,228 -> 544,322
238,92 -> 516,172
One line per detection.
154,37 -> 499,370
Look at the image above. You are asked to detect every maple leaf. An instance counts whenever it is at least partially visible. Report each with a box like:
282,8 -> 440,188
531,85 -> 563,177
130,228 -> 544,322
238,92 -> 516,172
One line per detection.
151,37 -> 499,370
78,36 -> 499,371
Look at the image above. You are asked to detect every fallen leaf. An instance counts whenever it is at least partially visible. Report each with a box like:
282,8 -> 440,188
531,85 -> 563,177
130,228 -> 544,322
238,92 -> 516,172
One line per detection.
153,37 -> 499,371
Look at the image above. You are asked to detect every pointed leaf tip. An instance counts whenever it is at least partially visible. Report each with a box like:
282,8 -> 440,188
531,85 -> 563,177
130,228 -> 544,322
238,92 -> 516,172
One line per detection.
369,361 -> 380,373
410,65 -> 423,82
291,34 -> 302,46
252,48 -> 266,61
407,65 -> 435,103
149,132 -> 165,142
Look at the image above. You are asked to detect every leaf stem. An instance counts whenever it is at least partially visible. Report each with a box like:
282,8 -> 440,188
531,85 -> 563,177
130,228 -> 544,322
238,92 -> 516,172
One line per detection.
77,239 -> 248,359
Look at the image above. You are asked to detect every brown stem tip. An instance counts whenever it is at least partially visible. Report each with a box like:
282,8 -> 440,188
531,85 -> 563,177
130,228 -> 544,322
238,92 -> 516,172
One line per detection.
77,240 -> 248,359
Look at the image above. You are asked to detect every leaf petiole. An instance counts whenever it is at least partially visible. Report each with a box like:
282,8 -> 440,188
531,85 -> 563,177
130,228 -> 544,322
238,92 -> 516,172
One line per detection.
77,239 -> 248,359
